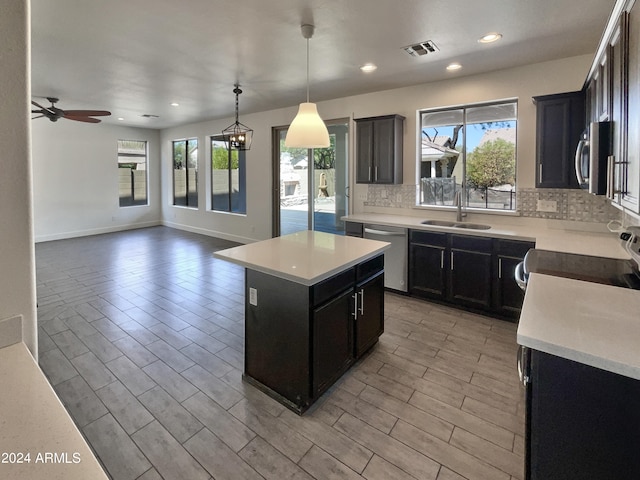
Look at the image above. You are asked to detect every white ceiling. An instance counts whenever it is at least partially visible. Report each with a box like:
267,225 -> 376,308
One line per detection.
30,0 -> 615,129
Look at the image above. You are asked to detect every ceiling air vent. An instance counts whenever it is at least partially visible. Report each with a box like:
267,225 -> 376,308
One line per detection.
141,114 -> 160,118
403,40 -> 439,57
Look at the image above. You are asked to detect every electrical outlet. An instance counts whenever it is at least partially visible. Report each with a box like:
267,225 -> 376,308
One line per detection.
537,199 -> 558,212
249,287 -> 258,306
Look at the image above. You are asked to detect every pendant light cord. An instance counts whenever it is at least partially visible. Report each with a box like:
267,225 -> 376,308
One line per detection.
306,38 -> 310,103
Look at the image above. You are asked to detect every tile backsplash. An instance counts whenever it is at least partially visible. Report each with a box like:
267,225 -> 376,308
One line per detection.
364,185 -> 622,224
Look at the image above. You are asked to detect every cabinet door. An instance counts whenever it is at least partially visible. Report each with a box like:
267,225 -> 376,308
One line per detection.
534,92 -> 584,189
312,288 -> 354,396
356,120 -> 374,183
409,243 -> 447,299
528,350 -> 640,479
449,248 -> 492,309
354,272 -> 384,357
624,3 -> 640,211
495,255 -> 525,319
373,117 -> 397,184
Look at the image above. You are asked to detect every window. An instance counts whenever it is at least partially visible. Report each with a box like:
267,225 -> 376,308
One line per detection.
173,139 -> 198,207
118,140 -> 148,207
418,100 -> 517,211
211,136 -> 246,214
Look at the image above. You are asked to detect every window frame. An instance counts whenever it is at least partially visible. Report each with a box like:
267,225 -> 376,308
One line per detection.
210,134 -> 246,214
172,138 -> 199,208
117,139 -> 148,207
416,98 -> 518,213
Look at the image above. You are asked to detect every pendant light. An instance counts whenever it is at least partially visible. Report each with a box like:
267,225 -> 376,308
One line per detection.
285,24 -> 330,148
222,84 -> 253,151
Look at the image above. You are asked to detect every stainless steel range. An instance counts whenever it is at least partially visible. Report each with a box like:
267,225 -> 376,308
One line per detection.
515,229 -> 640,291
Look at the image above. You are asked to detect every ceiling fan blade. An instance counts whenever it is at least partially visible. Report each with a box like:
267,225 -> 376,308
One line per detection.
31,114 -> 46,120
64,115 -> 101,123
31,100 -> 54,114
63,110 -> 111,117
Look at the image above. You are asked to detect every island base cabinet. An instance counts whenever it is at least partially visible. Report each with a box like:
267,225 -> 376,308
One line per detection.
244,270 -> 313,411
354,271 -> 384,357
526,349 -> 640,479
312,288 -> 354,396
244,255 -> 384,414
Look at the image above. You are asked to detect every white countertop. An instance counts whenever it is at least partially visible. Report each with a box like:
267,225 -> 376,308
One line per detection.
214,230 -> 390,286
0,343 -> 108,480
517,273 -> 640,380
343,213 -> 629,259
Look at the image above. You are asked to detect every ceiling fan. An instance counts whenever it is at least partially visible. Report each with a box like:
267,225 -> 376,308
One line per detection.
31,97 -> 111,123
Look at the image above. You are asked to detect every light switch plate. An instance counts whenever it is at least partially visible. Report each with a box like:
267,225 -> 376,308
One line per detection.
249,287 -> 258,306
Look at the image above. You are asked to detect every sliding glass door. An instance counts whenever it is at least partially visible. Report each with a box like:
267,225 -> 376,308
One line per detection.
272,119 -> 349,236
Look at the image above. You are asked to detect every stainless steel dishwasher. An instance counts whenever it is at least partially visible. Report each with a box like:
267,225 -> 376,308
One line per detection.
363,224 -> 408,292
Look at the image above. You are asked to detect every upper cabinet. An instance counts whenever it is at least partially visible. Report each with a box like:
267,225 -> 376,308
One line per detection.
355,114 -> 404,184
533,91 -> 585,189
586,0 -> 640,213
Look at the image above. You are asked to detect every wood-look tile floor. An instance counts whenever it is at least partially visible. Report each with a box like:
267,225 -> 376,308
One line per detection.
36,226 -> 525,480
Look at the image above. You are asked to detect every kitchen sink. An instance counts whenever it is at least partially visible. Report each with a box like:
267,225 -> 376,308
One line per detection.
421,220 -> 491,230
421,220 -> 457,227
452,223 -> 491,230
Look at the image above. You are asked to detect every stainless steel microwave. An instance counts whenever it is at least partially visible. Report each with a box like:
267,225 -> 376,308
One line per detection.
574,121 -> 612,195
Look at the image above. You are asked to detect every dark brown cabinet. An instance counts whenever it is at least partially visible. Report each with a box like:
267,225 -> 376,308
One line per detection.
354,271 -> 384,357
244,255 -> 384,413
494,239 -> 534,318
312,288 -> 354,396
533,91 -> 585,189
409,230 -> 447,300
449,234 -> 493,309
355,114 -> 404,184
523,348 -> 640,479
409,229 -> 533,320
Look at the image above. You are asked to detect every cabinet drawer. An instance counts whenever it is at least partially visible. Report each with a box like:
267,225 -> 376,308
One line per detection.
312,268 -> 355,307
496,239 -> 535,258
356,254 -> 384,282
450,234 -> 493,253
410,230 -> 447,247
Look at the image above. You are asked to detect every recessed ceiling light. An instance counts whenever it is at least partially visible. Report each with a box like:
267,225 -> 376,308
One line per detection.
360,63 -> 377,73
170,102 -> 180,107
478,32 -> 503,44
117,117 -> 124,121
446,62 -> 462,71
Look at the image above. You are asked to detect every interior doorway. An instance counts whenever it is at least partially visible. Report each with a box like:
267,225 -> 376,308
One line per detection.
272,119 -> 349,237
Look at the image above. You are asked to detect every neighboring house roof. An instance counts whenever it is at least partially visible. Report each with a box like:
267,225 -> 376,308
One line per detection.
421,135 -> 460,161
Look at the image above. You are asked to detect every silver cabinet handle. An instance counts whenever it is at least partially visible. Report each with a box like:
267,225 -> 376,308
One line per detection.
539,164 -> 543,182
374,166 -> 378,181
440,250 -> 444,269
498,258 -> 503,279
368,166 -> 372,182
358,289 -> 364,315
450,251 -> 454,270
352,293 -> 358,320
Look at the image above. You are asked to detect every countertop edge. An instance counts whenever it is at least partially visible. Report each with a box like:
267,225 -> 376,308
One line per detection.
0,342 -> 109,479
214,244 -> 388,286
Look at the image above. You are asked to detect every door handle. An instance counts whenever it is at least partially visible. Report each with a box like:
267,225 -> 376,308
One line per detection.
358,289 -> 364,315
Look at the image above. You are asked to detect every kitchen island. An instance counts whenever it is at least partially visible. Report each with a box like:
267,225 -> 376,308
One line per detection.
214,231 -> 390,413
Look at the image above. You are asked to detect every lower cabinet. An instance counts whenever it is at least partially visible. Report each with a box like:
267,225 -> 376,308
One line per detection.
524,348 -> 640,479
245,255 -> 384,413
354,271 -> 384,357
449,234 -> 493,309
409,229 -> 534,320
313,288 -> 354,396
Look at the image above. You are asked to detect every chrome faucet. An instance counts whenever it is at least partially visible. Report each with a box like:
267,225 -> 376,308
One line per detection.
454,189 -> 467,222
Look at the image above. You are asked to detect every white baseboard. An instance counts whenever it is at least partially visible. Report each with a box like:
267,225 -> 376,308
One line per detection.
34,221 -> 162,243
161,220 -> 256,245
